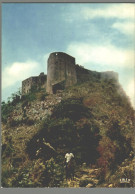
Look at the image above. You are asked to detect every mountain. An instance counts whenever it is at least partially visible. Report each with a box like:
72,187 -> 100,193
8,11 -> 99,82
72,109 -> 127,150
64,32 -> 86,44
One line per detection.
1,67 -> 135,188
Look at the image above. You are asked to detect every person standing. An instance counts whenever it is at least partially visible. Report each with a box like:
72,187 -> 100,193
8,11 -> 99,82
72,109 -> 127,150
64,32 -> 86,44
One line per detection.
65,152 -> 74,164
65,152 -> 74,180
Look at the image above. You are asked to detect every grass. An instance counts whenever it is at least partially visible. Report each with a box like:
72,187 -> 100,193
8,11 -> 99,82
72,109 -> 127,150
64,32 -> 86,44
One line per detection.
1,79 -> 134,187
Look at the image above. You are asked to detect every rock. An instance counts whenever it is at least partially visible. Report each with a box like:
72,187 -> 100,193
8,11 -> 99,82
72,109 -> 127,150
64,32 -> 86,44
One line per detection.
108,184 -> 113,188
92,179 -> 99,185
86,183 -> 94,188
82,175 -> 89,179
79,178 -> 95,187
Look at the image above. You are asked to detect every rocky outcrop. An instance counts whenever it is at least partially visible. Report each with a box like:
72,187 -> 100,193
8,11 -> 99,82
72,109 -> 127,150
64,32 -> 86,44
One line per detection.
8,93 -> 63,123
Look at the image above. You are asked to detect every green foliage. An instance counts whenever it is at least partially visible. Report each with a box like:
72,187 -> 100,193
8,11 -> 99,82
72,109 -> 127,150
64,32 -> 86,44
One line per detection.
26,117 -> 76,159
2,159 -> 44,187
104,152 -> 134,187
2,76 -> 135,188
106,118 -> 132,165
1,89 -> 22,123
97,122 -> 132,180
21,87 -> 47,102
8,117 -> 35,128
1,167 -> 18,187
43,158 -> 64,187
97,136 -> 117,171
75,118 -> 100,164
2,157 -> 65,187
38,92 -> 48,101
1,101 -> 14,123
21,92 -> 36,102
26,97 -> 100,165
2,137 -> 14,158
52,98 -> 91,121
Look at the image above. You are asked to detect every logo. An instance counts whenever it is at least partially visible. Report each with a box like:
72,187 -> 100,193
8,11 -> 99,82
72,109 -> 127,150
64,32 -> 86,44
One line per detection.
120,178 -> 131,184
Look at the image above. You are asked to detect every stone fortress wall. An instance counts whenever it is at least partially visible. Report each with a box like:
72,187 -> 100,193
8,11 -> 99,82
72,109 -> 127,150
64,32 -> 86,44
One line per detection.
22,72 -> 47,95
46,52 -> 77,94
22,52 -> 118,95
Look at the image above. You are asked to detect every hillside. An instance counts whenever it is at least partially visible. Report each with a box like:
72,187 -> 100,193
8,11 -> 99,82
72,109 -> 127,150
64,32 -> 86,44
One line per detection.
1,77 -> 135,188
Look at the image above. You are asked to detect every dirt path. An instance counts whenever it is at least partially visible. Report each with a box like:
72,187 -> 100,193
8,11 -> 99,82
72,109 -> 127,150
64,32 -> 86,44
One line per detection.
62,166 -> 101,188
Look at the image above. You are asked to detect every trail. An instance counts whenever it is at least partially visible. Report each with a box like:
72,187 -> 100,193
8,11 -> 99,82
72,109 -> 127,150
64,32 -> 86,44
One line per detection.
62,166 -> 101,188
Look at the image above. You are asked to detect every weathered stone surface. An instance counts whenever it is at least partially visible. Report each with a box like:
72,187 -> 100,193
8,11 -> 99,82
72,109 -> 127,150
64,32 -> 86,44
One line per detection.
22,73 -> 47,95
11,93 -> 63,123
46,52 -> 77,94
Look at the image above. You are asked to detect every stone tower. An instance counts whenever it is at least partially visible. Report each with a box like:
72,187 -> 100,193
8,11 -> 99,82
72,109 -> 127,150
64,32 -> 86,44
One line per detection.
46,52 -> 77,94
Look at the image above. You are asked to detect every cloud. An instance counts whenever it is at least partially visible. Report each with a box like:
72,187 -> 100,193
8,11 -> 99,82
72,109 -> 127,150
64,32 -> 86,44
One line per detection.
112,21 -> 135,36
43,52 -> 50,73
64,4 -> 135,23
2,60 -> 40,89
63,4 -> 135,37
125,78 -> 135,108
82,4 -> 135,20
67,42 -> 134,108
66,42 -> 134,70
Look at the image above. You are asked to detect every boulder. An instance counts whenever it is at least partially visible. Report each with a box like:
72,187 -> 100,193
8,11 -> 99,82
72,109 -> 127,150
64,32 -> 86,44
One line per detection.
86,183 -> 94,188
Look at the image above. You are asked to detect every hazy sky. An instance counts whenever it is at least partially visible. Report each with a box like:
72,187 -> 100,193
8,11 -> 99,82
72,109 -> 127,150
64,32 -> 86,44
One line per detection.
2,3 -> 135,107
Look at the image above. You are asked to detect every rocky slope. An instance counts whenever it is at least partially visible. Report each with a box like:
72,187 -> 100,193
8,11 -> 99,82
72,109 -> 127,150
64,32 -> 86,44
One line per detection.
1,77 -> 135,188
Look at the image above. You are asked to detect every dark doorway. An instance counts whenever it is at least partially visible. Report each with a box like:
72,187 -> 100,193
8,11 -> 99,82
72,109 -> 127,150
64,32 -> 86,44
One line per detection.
52,80 -> 65,94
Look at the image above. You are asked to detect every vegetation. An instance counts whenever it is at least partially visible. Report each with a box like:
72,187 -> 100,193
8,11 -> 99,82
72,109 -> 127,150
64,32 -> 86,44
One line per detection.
1,77 -> 135,187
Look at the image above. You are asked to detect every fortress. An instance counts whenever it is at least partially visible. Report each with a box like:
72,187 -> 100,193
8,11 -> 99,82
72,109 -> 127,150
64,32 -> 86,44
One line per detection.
22,52 -> 118,95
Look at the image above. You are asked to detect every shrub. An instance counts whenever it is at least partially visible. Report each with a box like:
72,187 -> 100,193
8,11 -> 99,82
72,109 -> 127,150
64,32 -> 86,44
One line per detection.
5,158 -> 65,187
97,136 -> 116,171
75,118 -> 100,164
37,92 -> 48,101
52,98 -> 91,121
2,136 -> 14,158
1,101 -> 14,123
8,119 -> 20,127
8,117 -> 35,127
43,158 -> 64,187
1,167 -> 18,187
106,118 -> 132,165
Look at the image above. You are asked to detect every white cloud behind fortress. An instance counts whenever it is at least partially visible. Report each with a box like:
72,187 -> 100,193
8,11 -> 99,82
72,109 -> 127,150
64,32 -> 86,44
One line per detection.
2,3 -> 135,107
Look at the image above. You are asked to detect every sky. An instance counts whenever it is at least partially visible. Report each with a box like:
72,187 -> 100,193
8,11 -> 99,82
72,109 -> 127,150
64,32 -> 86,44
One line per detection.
2,3 -> 135,107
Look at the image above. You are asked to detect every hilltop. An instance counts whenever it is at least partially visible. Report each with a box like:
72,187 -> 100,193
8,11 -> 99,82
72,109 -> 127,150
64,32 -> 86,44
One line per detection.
1,71 -> 135,187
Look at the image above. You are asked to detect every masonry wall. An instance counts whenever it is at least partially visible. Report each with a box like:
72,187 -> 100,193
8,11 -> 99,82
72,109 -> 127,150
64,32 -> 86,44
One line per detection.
46,52 -> 77,94
22,73 -> 47,95
22,52 -> 118,95
22,77 -> 37,95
